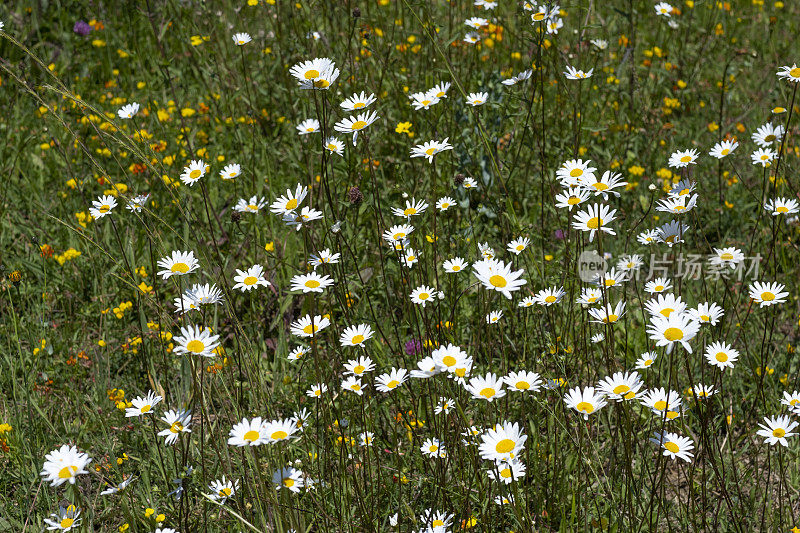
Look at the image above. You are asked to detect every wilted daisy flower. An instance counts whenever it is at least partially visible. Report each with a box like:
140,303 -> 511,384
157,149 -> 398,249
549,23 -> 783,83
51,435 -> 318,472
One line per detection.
751,148 -> 777,166
180,159 -> 207,186
232,264 -> 270,292
410,138 -> 453,163
290,272 -> 334,293
296,118 -> 320,135
487,460 -> 526,484
641,388 -> 682,420
125,193 -> 150,212
572,203 -> 617,241
158,409 -> 192,445
598,372 -> 643,401
208,477 -> 239,503
668,148 -> 699,168
748,281 -> 788,307
635,351 -> 658,370
306,383 -> 328,398
751,123 -> 784,147
290,314 -> 331,337
220,163 -> 241,180
340,91 -> 376,111
270,184 -> 307,215
341,376 -> 366,395
89,194 -> 117,219
117,102 -> 139,119
473,259 -> 527,299
125,390 -> 162,417
339,324 -> 374,347
44,505 -> 81,531
654,2 -> 674,16
486,310 -> 503,324
507,237 -> 530,255
557,159 -> 597,185
41,445 -> 92,487
228,417 -> 267,446
764,197 -> 800,216
647,313 -> 700,353
651,431 -> 694,462
709,139 -> 738,159
564,386 -> 607,419
644,293 -> 686,318
410,285 -> 439,307
309,249 -> 340,269
588,301 -> 626,324
533,286 -> 565,306
234,195 -> 267,213
273,467 -> 305,492
173,325 -> 220,357
776,64 -> 800,83
576,288 -> 603,305
689,301 -> 724,325
334,110 -> 379,144
375,368 -> 409,393
344,356 -> 376,377
709,247 -> 744,269
657,220 -> 689,246
756,415 -> 798,446
465,373 -> 506,402
323,136 -> 344,156
563,66 -> 593,80
232,32 -> 251,45
157,250 -> 199,280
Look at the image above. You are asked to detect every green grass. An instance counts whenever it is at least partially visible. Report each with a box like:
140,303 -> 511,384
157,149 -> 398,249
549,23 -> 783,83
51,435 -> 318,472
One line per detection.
1,0 -> 800,531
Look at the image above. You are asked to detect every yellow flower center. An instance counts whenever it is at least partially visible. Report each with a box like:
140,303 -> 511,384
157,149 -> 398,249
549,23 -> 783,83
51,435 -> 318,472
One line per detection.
586,217 -> 602,229
773,428 -> 786,438
305,279 -> 321,288
654,285 -> 664,292
418,292 -> 430,300
569,168 -> 583,177
653,400 -> 667,411
351,334 -> 365,344
593,182 -> 609,191
386,380 -> 399,389
533,13 -> 545,21
660,308 -> 674,317
715,352 -> 728,362
545,295 -> 557,303
304,69 -> 320,79
221,487 -> 232,496
776,206 -> 788,213
479,387 -> 496,398
403,207 -> 417,216
613,385 -> 630,395
285,198 -> 298,210
442,356 -> 456,367
60,518 -> 75,528
302,324 -> 318,335
170,261 -> 189,273
664,442 -> 680,454
605,279 -> 615,287
644,359 -> 653,366
99,205 -> 110,213
680,155 -> 692,163
496,438 -> 515,453
790,67 -> 800,78
244,276 -> 258,285
489,275 -> 507,288
663,327 -> 683,341
764,134 -> 776,142
425,147 -> 436,156
189,169 -> 201,179
568,196 -> 581,205
516,381 -> 530,390
576,401 -> 594,414
421,99 -> 431,106
186,340 -> 205,353
451,265 -> 460,271
271,430 -> 288,440
58,465 -> 78,479
283,477 -> 295,487
170,421 -> 184,433
393,232 -> 405,239
350,120 -> 367,130
603,314 -> 618,323
140,404 -> 151,413
354,102 -> 365,109
761,291 -> 775,301
500,467 -> 512,478
700,315 -> 710,322
353,365 -> 365,374
243,430 -> 259,442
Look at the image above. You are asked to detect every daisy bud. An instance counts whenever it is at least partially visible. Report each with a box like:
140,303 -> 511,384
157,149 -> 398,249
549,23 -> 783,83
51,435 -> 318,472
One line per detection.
352,7 -> 361,18
454,173 -> 465,185
230,211 -> 242,223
